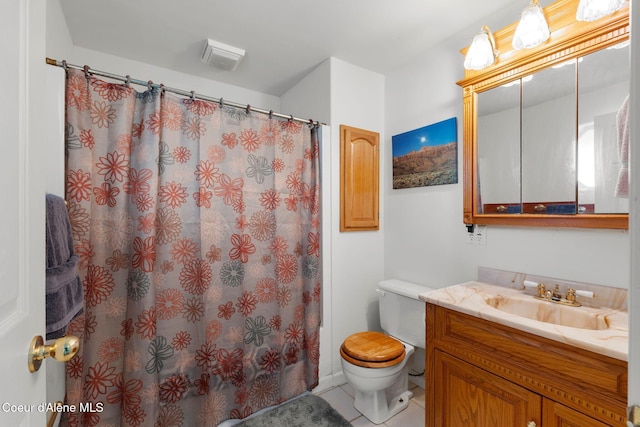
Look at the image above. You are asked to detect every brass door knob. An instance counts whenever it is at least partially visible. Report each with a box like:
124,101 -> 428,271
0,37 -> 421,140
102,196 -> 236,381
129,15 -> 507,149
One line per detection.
28,335 -> 80,373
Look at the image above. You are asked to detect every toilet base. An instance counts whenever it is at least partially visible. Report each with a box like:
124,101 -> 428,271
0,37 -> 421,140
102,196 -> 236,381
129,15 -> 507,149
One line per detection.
354,389 -> 414,425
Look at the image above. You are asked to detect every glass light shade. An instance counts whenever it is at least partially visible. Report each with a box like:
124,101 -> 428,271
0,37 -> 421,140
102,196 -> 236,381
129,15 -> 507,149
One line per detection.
576,0 -> 625,22
464,28 -> 497,70
512,0 -> 550,50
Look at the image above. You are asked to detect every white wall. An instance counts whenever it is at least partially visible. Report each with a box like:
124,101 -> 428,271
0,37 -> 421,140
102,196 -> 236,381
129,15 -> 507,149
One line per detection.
384,7 -> 630,290
282,58 -> 386,386
46,1 -> 280,114
327,58 -> 386,381
281,60 -> 335,387
628,0 -> 639,410
45,0 -> 73,59
65,47 -> 281,113
385,35 -> 474,287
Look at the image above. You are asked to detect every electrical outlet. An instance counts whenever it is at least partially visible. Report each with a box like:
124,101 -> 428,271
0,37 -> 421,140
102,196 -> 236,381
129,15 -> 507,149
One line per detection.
474,225 -> 487,245
467,225 -> 487,245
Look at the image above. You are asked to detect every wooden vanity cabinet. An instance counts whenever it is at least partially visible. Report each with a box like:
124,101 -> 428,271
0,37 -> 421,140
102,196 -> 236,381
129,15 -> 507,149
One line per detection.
426,303 -> 627,427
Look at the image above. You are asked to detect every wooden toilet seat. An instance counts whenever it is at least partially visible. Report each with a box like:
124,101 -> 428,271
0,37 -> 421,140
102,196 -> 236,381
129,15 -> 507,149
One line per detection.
340,331 -> 405,368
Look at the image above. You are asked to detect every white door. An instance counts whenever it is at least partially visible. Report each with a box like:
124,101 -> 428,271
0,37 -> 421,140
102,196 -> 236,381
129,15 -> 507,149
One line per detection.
630,0 -> 640,422
0,0 -> 47,425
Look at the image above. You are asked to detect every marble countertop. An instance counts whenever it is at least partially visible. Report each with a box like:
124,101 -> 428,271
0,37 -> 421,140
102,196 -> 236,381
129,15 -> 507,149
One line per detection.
420,281 -> 628,361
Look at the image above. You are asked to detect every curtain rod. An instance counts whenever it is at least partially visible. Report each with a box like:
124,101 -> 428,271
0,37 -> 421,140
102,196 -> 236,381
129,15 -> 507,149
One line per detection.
45,57 -> 324,127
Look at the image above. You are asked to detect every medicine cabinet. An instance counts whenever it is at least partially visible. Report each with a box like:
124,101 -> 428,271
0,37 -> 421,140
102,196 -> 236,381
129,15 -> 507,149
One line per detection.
457,0 -> 629,228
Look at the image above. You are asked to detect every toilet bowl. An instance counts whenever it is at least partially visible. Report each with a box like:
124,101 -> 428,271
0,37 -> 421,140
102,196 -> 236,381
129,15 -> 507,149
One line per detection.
339,279 -> 432,425
340,331 -> 415,424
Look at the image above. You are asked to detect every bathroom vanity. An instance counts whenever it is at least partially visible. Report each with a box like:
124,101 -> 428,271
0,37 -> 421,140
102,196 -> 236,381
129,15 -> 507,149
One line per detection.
421,272 -> 628,427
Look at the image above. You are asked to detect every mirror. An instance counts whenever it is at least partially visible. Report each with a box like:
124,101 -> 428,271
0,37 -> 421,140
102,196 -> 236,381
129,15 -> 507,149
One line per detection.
522,63 -> 577,214
577,43 -> 630,214
477,76 -> 520,213
459,0 -> 629,228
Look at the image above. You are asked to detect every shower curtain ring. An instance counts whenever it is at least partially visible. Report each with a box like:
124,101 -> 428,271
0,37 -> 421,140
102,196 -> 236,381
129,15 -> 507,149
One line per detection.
125,75 -> 131,87
61,60 -> 68,71
269,110 -> 273,119
83,65 -> 90,79
289,115 -> 294,122
219,98 -> 224,107
190,90 -> 196,100
147,80 -> 153,91
246,104 -> 251,114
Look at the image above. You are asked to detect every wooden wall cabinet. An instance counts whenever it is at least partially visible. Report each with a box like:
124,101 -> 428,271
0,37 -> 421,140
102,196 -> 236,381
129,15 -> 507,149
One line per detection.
340,125 -> 379,231
426,304 -> 627,427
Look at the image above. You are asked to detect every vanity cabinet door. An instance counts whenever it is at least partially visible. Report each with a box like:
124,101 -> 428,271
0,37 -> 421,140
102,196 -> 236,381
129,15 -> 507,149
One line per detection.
434,350 -> 541,427
543,400 -> 613,427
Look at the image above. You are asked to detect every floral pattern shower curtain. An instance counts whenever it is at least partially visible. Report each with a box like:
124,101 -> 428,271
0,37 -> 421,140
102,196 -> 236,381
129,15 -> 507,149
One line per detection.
61,68 -> 321,427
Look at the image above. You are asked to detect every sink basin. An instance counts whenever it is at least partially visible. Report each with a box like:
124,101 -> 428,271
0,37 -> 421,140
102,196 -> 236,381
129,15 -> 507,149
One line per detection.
484,295 -> 610,330
421,280 -> 628,360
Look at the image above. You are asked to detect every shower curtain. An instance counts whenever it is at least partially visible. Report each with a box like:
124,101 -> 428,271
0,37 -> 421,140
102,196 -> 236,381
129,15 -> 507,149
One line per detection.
61,68 -> 321,427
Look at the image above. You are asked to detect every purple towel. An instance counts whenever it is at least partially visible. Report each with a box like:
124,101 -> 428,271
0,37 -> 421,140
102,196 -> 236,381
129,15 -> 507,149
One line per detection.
46,194 -> 83,340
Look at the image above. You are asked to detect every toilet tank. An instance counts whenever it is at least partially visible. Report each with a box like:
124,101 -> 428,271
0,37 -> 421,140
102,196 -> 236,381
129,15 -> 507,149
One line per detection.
378,279 -> 433,349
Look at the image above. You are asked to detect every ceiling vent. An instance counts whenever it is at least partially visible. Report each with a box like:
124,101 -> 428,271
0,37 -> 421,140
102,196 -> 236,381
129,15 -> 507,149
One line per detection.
201,39 -> 245,71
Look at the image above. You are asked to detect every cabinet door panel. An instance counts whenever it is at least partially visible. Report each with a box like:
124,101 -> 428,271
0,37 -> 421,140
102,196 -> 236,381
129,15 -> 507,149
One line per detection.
340,125 -> 379,231
543,400 -> 613,427
435,351 -> 541,427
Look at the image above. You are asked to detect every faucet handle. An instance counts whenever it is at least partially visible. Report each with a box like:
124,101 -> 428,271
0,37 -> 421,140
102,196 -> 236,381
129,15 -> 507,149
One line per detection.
567,288 -> 596,300
575,289 -> 596,299
523,280 -> 546,297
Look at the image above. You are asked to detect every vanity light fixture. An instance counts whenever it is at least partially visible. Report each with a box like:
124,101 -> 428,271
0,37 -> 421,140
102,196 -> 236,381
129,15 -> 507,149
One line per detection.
576,0 -> 625,22
464,26 -> 498,70
512,0 -> 550,50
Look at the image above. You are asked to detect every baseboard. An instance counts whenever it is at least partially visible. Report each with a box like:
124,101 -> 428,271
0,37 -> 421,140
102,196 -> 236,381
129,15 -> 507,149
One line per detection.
409,373 -> 425,389
313,371 -> 347,394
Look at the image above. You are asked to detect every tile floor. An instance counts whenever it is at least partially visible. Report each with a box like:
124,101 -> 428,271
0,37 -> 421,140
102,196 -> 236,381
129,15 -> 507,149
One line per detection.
315,383 -> 425,427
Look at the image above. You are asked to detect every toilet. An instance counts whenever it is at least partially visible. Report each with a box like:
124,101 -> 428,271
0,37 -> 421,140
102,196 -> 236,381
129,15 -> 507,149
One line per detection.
340,279 -> 431,424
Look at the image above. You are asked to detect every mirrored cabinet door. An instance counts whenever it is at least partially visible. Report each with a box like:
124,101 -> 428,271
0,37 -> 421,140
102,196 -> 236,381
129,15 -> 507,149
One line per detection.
521,64 -> 577,214
577,42 -> 630,214
477,82 -> 521,214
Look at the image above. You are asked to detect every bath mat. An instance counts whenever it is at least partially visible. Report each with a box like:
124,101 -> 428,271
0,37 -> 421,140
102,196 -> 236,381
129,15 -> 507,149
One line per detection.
234,395 -> 352,427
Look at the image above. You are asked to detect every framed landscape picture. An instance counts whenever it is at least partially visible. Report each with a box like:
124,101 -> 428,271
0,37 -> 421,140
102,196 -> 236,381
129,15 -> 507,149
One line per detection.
392,117 -> 458,189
